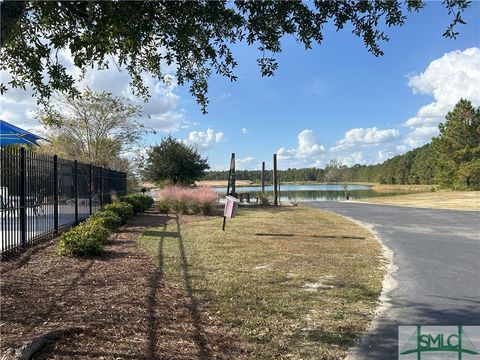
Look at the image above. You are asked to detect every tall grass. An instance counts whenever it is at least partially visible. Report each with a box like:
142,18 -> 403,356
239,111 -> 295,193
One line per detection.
158,186 -> 219,215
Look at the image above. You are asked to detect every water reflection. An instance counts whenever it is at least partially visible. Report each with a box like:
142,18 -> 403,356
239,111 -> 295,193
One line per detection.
213,184 -> 402,202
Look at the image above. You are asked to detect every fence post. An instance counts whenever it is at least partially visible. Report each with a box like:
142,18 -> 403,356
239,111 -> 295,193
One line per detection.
74,160 -> 78,224
53,155 -> 58,234
100,166 -> 104,207
89,164 -> 93,215
19,147 -> 27,248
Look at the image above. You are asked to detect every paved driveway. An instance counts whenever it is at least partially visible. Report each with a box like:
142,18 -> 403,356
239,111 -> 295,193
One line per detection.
305,202 -> 480,359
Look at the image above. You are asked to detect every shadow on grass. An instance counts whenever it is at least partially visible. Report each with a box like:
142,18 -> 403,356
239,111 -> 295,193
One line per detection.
146,216 -> 212,359
255,233 -> 365,240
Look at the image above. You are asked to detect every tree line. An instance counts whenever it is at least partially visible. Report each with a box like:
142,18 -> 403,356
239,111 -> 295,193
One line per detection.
32,92 -> 478,191
205,100 -> 480,190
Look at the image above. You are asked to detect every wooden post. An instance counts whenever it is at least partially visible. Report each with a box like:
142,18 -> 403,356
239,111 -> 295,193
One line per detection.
230,153 -> 236,196
273,154 -> 278,206
261,161 -> 265,192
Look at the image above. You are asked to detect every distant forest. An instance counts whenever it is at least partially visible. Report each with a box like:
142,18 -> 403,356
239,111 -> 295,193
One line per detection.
204,100 -> 480,190
203,143 -> 434,185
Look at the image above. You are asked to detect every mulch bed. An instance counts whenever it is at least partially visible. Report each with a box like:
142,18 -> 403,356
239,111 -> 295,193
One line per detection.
0,211 -> 247,359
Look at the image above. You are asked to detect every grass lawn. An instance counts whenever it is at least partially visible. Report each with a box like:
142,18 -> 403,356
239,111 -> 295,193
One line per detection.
357,190 -> 480,211
138,206 -> 384,359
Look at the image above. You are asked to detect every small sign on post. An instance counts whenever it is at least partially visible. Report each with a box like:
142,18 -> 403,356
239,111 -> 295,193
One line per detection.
222,153 -> 237,231
224,195 -> 240,218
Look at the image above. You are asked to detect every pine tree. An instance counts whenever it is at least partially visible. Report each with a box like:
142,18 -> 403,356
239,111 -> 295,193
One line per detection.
431,99 -> 480,190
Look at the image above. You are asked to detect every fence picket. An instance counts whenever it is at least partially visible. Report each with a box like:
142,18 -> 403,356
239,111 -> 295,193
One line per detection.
0,148 -> 127,258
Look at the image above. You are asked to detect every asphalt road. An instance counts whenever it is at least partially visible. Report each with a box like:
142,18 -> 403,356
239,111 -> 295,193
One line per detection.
305,202 -> 480,359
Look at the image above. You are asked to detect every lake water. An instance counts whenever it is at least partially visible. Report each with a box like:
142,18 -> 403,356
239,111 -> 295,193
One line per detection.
214,184 -> 402,202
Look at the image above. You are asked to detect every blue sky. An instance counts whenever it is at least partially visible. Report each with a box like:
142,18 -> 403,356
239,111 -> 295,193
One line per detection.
1,1 -> 479,170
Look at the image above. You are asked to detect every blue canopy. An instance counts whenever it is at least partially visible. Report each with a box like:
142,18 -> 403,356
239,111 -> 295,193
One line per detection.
0,119 -> 46,147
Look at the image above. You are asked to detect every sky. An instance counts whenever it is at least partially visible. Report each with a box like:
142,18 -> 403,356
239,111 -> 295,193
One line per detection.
1,2 -> 479,171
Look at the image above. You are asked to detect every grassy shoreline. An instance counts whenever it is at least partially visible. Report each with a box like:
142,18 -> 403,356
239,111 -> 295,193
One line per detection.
357,190 -> 480,211
138,206 -> 384,358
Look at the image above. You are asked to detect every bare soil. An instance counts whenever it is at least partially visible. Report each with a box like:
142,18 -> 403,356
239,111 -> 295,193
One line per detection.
0,211 -> 247,359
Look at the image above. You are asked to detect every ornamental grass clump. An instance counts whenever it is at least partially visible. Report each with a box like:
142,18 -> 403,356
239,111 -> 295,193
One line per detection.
57,220 -> 110,257
192,187 -> 218,215
101,202 -> 134,224
159,186 -> 218,215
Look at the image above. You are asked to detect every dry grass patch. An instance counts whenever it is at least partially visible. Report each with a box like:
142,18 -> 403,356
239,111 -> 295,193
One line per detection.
371,184 -> 433,192
195,180 -> 254,187
358,190 -> 480,211
138,207 -> 384,359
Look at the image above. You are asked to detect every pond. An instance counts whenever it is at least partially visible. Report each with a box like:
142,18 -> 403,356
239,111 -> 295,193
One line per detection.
213,184 -> 404,202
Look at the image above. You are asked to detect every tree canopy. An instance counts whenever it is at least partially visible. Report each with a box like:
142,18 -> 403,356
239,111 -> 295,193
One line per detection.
0,0 -> 471,112
142,136 -> 210,185
431,99 -> 480,190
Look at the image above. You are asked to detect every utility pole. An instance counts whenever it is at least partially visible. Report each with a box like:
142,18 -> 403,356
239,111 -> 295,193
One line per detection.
273,154 -> 278,206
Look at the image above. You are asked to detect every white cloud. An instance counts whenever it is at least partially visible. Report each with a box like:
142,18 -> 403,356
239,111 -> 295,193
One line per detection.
338,152 -> 365,166
237,156 -> 256,169
331,127 -> 400,152
377,150 -> 396,163
277,129 -> 325,161
398,47 -> 480,152
403,125 -> 439,149
403,47 -> 480,129
143,112 -> 192,133
241,128 -> 248,134
276,129 -> 326,168
184,128 -> 225,150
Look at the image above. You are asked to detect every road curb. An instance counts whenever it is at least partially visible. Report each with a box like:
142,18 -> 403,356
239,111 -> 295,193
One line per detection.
332,214 -> 398,360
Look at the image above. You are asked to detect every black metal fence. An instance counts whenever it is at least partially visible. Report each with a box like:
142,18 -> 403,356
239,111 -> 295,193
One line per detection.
0,147 -> 127,258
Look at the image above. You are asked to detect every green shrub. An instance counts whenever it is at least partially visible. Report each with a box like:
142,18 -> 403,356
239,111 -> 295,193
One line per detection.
201,202 -> 213,215
101,202 -> 134,224
120,194 -> 154,213
158,200 -> 171,214
258,193 -> 270,205
171,199 -> 189,214
89,210 -> 123,230
57,220 -> 110,257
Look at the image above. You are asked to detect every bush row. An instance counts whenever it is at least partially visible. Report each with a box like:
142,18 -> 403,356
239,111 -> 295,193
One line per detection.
120,194 -> 154,214
57,195 -> 152,257
158,186 -> 218,215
